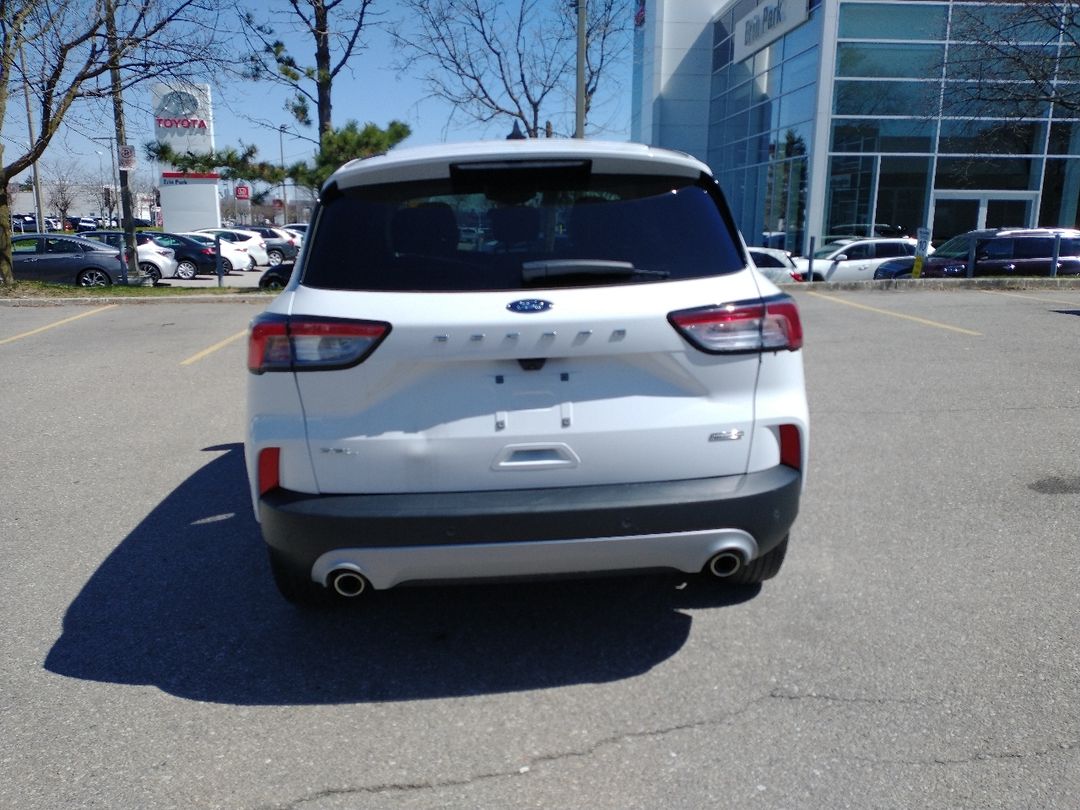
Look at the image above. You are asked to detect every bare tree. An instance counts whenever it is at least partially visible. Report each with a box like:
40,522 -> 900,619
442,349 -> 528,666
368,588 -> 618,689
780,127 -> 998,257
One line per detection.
0,0 -> 232,284
945,2 -> 1080,117
239,0 -> 377,140
393,0 -> 632,138
44,163 -> 81,226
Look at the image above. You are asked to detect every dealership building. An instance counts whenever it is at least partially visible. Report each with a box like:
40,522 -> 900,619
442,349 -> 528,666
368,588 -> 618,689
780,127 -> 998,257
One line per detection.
632,0 -> 1080,254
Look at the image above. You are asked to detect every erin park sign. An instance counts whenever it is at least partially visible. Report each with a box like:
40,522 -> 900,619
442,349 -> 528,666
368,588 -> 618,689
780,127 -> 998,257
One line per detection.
732,0 -> 808,64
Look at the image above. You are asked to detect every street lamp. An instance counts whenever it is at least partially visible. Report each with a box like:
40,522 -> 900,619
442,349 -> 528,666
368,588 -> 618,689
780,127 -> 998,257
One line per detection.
90,137 -> 118,224
278,124 -> 288,225
94,150 -> 106,219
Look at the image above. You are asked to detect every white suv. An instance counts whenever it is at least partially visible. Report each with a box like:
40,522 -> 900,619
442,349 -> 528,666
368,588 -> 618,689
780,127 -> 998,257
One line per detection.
794,237 -> 923,282
245,140 -> 808,606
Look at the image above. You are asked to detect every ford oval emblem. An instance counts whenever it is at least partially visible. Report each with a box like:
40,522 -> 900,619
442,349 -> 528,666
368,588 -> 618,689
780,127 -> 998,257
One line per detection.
507,299 -> 553,314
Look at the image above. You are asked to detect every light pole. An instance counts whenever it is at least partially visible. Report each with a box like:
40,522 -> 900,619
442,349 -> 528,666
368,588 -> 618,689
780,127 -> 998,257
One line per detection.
94,150 -> 106,219
18,43 -> 46,231
575,0 -> 586,138
90,137 -> 119,224
279,125 -> 288,225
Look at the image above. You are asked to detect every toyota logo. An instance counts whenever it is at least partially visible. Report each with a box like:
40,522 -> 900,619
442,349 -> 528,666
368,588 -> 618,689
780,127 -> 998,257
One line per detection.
155,90 -> 199,118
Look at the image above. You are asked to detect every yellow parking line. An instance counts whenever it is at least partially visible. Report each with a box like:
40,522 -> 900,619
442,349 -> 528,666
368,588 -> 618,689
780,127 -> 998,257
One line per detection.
806,291 -> 982,336
0,304 -> 118,346
180,329 -> 248,366
979,289 -> 1080,306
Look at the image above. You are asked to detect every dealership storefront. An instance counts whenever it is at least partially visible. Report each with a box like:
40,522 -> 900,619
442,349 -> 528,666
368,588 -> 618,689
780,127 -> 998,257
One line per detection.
633,0 -> 1080,254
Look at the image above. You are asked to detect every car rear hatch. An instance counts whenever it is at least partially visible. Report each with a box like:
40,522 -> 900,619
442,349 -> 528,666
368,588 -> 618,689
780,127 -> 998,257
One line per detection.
251,150 -> 796,494
276,276 -> 768,493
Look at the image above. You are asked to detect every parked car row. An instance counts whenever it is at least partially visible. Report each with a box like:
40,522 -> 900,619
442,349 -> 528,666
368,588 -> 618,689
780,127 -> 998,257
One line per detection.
750,227 -> 1080,282
7,224 -> 308,287
11,214 -> 62,232
874,228 -> 1080,279
193,226 -> 303,267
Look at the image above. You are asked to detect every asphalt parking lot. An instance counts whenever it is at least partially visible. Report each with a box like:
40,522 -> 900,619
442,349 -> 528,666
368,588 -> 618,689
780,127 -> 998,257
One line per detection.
1,286 -> 1078,809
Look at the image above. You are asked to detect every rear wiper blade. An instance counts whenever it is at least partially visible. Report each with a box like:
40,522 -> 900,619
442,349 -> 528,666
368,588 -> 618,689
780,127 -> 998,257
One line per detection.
521,259 -> 669,282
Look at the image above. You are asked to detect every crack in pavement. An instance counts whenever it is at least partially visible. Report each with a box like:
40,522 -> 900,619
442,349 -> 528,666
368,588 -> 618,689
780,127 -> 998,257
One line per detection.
254,689 -> 1077,808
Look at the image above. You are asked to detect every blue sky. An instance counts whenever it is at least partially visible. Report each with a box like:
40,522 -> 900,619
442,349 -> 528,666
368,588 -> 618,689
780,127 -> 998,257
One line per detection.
4,6 -> 632,190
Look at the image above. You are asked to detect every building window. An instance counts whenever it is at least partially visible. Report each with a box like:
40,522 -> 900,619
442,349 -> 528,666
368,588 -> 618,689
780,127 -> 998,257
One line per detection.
1040,159 -> 1080,228
826,156 -> 875,236
833,80 -> 941,117
938,120 -> 1046,155
831,119 -> 936,153
836,43 -> 944,79
877,156 -> 932,236
839,3 -> 947,41
935,157 -> 1044,191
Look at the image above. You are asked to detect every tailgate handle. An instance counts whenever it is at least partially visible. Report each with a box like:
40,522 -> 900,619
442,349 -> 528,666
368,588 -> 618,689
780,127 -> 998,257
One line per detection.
492,443 -> 580,470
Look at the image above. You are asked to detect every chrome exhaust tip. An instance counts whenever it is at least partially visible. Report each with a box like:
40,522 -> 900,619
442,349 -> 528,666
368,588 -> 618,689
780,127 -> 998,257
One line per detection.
707,550 -> 746,578
329,569 -> 368,598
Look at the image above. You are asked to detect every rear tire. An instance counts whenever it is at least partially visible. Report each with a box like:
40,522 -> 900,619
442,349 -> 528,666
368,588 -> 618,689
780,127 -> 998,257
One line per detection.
76,268 -> 112,287
140,262 -> 161,283
175,259 -> 197,280
267,548 -> 338,608
720,536 -> 789,585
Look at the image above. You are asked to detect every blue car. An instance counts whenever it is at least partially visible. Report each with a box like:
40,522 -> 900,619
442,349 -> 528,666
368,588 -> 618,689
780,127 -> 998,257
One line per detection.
872,256 -> 917,279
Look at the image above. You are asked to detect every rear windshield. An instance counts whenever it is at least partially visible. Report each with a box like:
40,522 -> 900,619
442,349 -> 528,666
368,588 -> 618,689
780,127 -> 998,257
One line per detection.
301,168 -> 745,291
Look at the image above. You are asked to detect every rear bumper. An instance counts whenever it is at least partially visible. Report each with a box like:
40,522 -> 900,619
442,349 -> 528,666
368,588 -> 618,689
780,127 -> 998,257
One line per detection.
259,465 -> 801,589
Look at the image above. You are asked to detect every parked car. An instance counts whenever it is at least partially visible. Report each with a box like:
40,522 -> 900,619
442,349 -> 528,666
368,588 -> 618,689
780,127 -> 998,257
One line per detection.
11,214 -> 38,233
825,222 -> 908,240
257,264 -> 292,290
748,246 -> 801,284
244,226 -> 300,266
245,139 -> 809,606
872,256 -> 918,280
195,228 -> 269,266
282,222 -> 308,234
140,232 -> 222,278
180,231 -> 253,273
10,233 -> 123,286
279,227 -> 305,248
793,237 -> 923,282
919,228 -> 1080,278
81,230 -> 179,282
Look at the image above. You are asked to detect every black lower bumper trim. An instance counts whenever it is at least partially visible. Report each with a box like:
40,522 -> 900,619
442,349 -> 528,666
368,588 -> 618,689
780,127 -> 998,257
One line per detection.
260,466 -> 801,571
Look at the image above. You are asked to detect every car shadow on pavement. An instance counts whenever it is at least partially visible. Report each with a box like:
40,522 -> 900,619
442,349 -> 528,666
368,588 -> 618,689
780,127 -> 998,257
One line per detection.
45,443 -> 759,705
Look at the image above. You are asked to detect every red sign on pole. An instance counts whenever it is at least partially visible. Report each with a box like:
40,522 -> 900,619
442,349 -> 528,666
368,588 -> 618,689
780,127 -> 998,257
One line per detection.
235,184 -> 250,200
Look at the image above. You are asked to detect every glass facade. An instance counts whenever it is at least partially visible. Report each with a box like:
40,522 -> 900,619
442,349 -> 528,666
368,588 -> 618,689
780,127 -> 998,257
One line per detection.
706,0 -> 1080,253
709,0 -> 822,251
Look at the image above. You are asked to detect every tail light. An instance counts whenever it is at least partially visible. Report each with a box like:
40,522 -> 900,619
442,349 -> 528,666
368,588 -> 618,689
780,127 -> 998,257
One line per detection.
669,295 -> 802,353
248,313 -> 391,374
199,247 -> 215,256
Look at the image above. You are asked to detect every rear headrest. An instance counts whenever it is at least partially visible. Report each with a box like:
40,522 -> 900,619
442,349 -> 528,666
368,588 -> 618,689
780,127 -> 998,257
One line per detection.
392,202 -> 458,255
489,206 -> 540,249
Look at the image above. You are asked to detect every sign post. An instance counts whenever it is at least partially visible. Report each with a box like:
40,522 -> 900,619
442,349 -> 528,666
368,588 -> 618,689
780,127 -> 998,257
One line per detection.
912,227 -> 931,278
